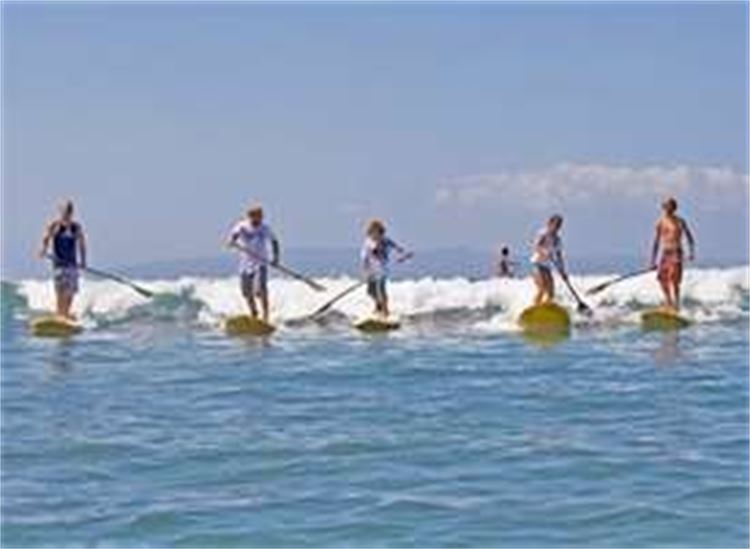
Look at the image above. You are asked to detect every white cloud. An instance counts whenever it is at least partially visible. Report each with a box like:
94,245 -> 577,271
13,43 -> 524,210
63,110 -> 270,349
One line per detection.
435,163 -> 749,210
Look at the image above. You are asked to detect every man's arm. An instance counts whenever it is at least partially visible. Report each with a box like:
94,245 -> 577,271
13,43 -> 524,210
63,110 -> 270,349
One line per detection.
390,239 -> 409,259
38,221 -> 55,259
555,250 -> 567,278
224,223 -> 239,249
78,226 -> 87,269
681,218 -> 695,261
271,237 -> 280,266
650,223 -> 661,268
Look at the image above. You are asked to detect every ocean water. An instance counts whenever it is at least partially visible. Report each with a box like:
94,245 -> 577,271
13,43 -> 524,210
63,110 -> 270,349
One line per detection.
1,266 -> 748,547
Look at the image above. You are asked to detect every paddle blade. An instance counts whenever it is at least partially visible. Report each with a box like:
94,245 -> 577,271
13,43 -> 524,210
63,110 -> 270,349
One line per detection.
577,301 -> 593,317
585,283 -> 608,296
133,286 -> 155,299
308,280 -> 327,292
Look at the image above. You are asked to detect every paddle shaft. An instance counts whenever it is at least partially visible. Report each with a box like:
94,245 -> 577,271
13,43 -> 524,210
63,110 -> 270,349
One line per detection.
310,252 -> 414,318
46,255 -> 154,298
586,267 -> 656,295
230,242 -> 325,292
555,265 -> 591,314
311,281 -> 365,317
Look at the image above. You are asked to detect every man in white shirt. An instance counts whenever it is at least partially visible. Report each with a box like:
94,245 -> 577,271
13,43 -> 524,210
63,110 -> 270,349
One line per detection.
226,204 -> 280,322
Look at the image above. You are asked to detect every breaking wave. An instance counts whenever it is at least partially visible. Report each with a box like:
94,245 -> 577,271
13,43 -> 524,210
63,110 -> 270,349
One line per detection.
3,266 -> 748,333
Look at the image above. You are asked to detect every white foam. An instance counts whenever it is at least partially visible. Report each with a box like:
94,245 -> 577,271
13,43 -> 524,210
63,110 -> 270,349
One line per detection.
15,266 -> 749,329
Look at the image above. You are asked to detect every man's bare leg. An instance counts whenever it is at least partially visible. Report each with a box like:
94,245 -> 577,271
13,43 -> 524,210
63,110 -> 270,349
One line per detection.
245,297 -> 258,318
381,296 -> 389,318
659,278 -> 673,310
55,290 -> 65,317
533,272 -> 545,306
546,274 -> 555,303
56,291 -> 74,319
259,292 -> 269,323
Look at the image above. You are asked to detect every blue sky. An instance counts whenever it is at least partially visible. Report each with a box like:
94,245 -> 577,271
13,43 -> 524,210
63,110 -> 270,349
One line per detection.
3,2 -> 748,277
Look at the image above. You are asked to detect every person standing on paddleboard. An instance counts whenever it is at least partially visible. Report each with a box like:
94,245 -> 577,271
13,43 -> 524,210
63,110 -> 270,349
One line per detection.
650,197 -> 695,311
361,219 -> 410,319
38,199 -> 87,319
530,214 -> 569,305
226,204 -> 280,322
496,246 -> 516,278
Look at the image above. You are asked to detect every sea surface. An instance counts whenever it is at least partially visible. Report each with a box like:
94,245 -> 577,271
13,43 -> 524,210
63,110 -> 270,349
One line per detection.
1,264 -> 748,547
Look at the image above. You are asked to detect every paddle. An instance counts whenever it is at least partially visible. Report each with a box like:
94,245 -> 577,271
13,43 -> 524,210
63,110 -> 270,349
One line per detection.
308,252 -> 414,319
46,255 -> 154,298
309,280 -> 365,318
229,242 -> 326,292
585,267 -> 656,296
555,264 -> 592,316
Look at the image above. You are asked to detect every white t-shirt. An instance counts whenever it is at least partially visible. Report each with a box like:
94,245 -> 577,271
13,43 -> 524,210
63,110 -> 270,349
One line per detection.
230,220 -> 277,273
530,227 -> 562,267
361,237 -> 397,278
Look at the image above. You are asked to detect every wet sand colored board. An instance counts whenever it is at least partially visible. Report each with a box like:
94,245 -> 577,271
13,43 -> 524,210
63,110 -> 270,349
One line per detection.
225,315 -> 276,336
29,315 -> 83,337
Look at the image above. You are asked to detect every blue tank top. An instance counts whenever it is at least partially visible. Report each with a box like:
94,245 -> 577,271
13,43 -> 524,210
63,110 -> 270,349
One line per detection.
52,222 -> 79,268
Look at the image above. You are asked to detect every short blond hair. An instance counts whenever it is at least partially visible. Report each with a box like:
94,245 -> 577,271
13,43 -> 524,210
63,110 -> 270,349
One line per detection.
366,218 -> 385,236
247,203 -> 263,216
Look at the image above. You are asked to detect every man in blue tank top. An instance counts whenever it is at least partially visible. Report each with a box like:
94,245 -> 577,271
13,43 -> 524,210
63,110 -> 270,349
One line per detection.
38,200 -> 87,319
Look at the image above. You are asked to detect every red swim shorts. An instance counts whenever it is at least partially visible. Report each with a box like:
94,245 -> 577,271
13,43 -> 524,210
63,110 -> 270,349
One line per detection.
658,249 -> 683,286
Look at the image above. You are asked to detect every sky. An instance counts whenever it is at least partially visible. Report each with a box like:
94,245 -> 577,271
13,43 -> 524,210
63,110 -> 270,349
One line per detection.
2,1 -> 748,277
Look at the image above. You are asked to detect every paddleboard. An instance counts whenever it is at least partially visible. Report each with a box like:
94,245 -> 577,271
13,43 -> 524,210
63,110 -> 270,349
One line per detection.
225,315 -> 276,336
641,308 -> 691,331
518,302 -> 571,334
354,317 -> 401,333
29,315 -> 83,337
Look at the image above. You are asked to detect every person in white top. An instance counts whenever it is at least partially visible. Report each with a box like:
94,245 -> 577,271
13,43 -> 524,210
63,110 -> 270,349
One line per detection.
360,219 -> 410,318
530,214 -> 568,305
225,204 -> 280,322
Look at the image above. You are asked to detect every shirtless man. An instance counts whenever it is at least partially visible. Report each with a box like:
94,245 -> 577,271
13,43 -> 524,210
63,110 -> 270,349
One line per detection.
650,197 -> 695,311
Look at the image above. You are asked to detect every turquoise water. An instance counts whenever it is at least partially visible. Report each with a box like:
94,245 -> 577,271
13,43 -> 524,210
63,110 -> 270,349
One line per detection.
1,269 -> 748,547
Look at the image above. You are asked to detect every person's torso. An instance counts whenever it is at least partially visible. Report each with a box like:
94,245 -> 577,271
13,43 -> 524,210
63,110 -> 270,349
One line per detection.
235,221 -> 273,271
658,216 -> 683,251
52,221 -> 79,268
362,237 -> 394,275
498,259 -> 510,275
237,222 -> 271,251
531,228 -> 560,264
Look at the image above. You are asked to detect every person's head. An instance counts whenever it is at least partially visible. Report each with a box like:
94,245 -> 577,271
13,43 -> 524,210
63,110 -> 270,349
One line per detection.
662,196 -> 678,215
501,246 -> 509,257
547,214 -> 563,233
366,219 -> 386,240
247,204 -> 264,227
59,200 -> 74,221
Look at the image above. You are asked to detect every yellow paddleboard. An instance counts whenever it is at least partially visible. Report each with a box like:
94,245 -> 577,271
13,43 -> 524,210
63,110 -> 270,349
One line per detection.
641,308 -> 691,331
29,315 -> 83,337
225,315 -> 276,336
518,302 -> 571,335
354,317 -> 401,333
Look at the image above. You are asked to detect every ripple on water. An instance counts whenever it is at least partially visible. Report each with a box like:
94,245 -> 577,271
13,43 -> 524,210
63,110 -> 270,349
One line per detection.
1,322 -> 748,547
